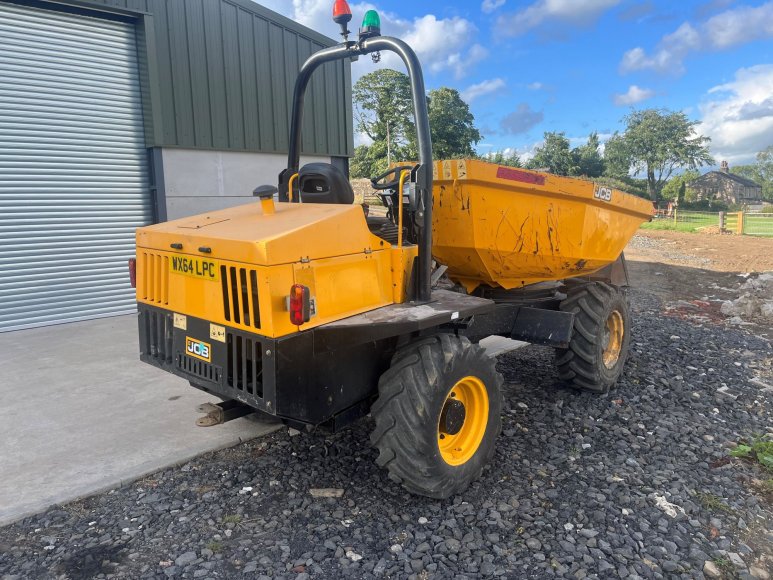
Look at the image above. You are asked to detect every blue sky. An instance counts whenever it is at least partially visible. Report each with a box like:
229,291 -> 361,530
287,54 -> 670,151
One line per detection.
257,1 -> 773,166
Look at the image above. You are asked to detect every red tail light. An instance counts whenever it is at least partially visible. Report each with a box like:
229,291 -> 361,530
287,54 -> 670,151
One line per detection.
332,0 -> 352,24
289,284 -> 311,326
128,258 -> 137,288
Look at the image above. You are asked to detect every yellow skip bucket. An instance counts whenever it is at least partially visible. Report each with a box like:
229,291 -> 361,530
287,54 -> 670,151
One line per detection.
431,159 -> 653,292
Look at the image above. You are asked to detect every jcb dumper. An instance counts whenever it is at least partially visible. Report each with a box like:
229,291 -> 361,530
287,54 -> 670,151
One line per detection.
133,2 -> 652,498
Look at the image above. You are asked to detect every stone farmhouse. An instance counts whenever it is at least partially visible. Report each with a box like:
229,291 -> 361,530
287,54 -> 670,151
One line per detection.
688,161 -> 763,204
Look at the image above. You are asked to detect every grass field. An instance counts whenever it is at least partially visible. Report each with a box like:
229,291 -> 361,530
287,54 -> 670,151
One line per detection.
640,221 -> 712,233
745,213 -> 773,236
640,212 -> 773,236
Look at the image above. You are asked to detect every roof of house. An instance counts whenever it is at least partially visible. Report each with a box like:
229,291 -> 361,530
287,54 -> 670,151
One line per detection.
692,171 -> 762,189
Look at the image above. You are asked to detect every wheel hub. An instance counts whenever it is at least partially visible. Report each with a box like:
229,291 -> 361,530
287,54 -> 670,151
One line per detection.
437,376 -> 489,466
602,310 -> 624,369
439,398 -> 466,435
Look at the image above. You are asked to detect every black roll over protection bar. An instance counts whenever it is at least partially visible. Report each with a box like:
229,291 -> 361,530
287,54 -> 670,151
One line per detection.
278,37 -> 434,304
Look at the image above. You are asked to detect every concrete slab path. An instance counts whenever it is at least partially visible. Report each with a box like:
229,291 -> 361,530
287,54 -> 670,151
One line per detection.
0,315 -> 279,527
479,335 -> 529,358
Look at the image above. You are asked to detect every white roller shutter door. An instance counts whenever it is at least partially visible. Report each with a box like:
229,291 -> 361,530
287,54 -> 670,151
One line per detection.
0,2 -> 152,331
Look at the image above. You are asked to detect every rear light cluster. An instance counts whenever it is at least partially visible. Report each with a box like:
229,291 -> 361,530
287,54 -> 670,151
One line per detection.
289,284 -> 311,326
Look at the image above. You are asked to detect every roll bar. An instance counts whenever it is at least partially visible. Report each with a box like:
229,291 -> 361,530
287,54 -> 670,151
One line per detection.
278,36 -> 433,303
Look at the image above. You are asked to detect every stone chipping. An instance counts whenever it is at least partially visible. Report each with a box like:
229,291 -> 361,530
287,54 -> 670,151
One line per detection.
1,288 -> 771,579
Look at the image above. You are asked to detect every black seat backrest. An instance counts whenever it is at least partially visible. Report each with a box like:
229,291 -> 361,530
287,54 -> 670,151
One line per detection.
298,163 -> 354,204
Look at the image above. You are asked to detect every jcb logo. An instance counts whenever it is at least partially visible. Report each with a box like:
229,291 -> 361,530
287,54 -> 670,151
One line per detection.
594,186 -> 612,202
185,337 -> 211,362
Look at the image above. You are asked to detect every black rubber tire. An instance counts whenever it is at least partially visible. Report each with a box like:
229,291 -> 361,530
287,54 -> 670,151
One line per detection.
370,334 -> 503,499
555,282 -> 631,393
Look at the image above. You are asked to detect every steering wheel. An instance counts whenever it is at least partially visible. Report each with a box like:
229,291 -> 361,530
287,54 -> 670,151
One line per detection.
370,165 -> 414,190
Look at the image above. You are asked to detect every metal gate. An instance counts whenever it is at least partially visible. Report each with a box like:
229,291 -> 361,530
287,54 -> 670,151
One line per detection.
0,2 -> 152,332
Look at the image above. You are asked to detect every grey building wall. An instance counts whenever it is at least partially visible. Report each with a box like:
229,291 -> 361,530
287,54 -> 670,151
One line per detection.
161,149 -> 330,220
43,0 -> 354,158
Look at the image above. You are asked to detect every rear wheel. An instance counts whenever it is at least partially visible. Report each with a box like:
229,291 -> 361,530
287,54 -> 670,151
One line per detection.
555,282 -> 631,393
370,334 -> 503,499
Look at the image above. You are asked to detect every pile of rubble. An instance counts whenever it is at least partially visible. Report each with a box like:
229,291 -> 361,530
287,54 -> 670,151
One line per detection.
721,273 -> 773,323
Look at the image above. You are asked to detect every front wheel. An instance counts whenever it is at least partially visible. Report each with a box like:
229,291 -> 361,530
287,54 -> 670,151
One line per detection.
370,334 -> 503,499
555,282 -> 631,393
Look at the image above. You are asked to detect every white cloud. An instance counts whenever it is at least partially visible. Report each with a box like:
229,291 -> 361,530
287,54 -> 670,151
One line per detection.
354,131 -> 373,147
699,65 -> 773,164
621,2 -> 773,75
498,0 -> 621,35
514,140 -> 545,163
527,82 -> 544,90
401,16 -> 487,79
500,103 -> 544,134
620,23 -> 699,75
253,1 -> 486,80
482,0 -> 506,13
613,85 -> 656,106
563,133 -> 613,148
461,78 -> 507,103
703,3 -> 773,48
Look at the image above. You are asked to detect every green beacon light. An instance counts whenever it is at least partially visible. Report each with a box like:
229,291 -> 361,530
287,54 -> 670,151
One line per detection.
359,10 -> 381,40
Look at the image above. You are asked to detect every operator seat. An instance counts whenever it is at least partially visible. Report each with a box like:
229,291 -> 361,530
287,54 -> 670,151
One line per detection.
297,162 -> 399,243
298,163 -> 354,204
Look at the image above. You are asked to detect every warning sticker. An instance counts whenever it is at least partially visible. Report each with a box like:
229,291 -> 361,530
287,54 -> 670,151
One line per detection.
210,323 -> 226,343
173,313 -> 187,330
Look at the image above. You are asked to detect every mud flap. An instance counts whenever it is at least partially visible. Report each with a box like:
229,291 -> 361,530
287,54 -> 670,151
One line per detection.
509,307 -> 575,348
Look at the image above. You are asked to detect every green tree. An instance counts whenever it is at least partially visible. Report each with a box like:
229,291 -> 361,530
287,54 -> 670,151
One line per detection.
350,143 -> 387,179
419,87 -> 482,159
603,133 -> 632,179
526,132 -> 574,175
731,163 -> 760,182
526,132 -> 605,177
731,145 -> 773,200
661,169 -> 700,202
607,109 -> 714,201
352,69 -> 415,170
486,149 -> 521,167
352,71 -> 483,176
573,132 -> 605,177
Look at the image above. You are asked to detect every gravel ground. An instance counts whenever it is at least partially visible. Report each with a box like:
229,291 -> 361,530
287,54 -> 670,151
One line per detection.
627,235 -> 713,269
1,288 -> 772,580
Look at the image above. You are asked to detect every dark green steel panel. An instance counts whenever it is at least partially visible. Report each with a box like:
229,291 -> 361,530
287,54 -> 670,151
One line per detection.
237,8 -> 259,151
186,0 -> 213,148
45,0 -> 353,157
201,0 -> 227,149
268,22 -> 288,153
222,3 -> 245,150
254,16 -> 272,152
164,0 -> 195,146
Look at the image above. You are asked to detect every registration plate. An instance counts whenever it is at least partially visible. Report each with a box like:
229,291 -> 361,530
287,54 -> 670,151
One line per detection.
169,255 -> 219,282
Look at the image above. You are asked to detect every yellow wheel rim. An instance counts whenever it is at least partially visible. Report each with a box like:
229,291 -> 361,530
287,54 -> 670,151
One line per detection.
602,310 -> 624,369
438,376 -> 489,466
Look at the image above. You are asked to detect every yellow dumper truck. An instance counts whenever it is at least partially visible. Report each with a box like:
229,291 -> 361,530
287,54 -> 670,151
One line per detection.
132,3 -> 652,498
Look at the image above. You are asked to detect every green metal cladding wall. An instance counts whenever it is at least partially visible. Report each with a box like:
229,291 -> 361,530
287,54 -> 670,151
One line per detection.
57,0 -> 354,157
